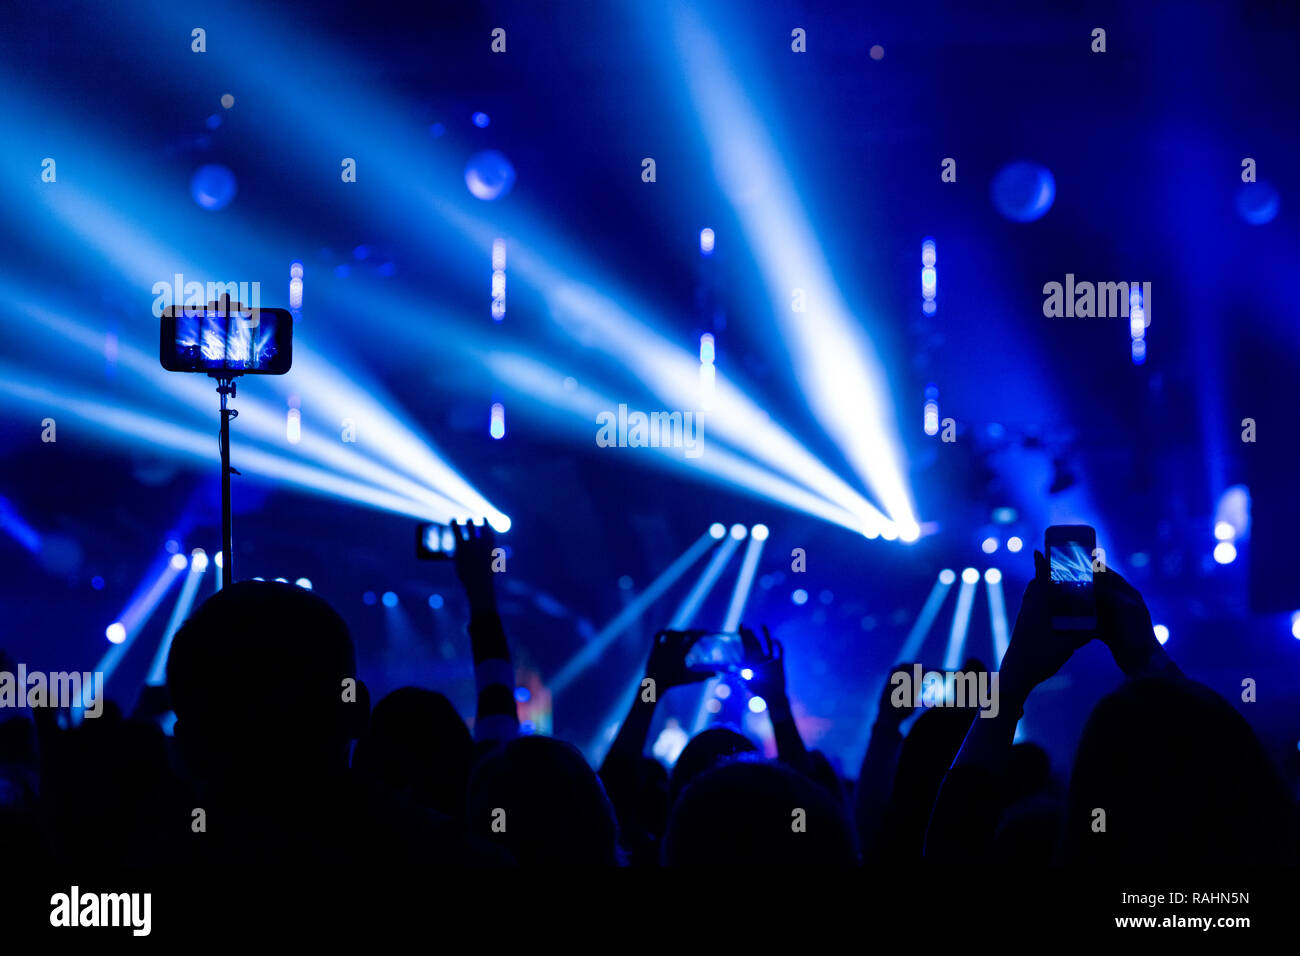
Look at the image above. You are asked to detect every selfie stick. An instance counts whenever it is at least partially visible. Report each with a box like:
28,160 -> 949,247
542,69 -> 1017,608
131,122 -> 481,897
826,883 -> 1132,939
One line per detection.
208,296 -> 244,589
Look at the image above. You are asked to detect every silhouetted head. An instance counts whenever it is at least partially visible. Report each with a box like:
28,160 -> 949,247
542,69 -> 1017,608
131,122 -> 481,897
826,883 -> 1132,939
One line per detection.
467,735 -> 620,865
663,760 -> 859,866
879,705 -> 975,860
352,687 -> 472,819
166,581 -> 366,784
1066,676 -> 1298,866
669,726 -> 759,806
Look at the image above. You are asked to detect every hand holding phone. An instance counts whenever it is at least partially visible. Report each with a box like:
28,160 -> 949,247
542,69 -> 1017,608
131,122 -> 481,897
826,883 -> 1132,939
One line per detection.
1045,524 -> 1097,631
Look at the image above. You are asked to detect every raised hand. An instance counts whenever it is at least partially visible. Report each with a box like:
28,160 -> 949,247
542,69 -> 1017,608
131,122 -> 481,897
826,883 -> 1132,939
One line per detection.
1095,564 -> 1180,678
450,519 -> 498,610
646,629 -> 715,691
997,550 -> 1093,711
739,625 -> 787,707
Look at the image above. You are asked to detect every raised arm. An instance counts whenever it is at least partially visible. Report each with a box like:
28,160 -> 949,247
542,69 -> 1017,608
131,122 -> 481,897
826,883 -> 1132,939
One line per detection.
451,520 -> 518,747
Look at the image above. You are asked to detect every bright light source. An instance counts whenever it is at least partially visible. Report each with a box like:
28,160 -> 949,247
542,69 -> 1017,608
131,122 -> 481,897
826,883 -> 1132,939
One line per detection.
490,403 -> 505,440
214,551 -> 224,569
492,238 -> 506,272
190,549 -> 208,572
921,239 -> 936,268
700,228 -> 715,256
984,568 -> 1002,584
295,578 -> 312,590
1213,541 -> 1237,565
729,523 -> 747,541
170,553 -> 188,571
472,111 -> 490,128
699,333 -> 715,365
709,523 -> 726,540
982,537 -> 999,554
1153,624 -> 1169,645
488,514 -> 512,533
961,568 -> 980,585
381,591 -> 398,608
899,522 -> 921,543
1006,536 -> 1023,553
105,622 -> 126,644
1214,520 -> 1235,541
1291,611 -> 1300,640
748,696 -> 767,714
739,667 -> 754,681
938,569 -> 956,586
286,407 -> 301,444
880,525 -> 899,542
751,523 -> 769,541
792,588 -> 808,605
924,400 -> 939,436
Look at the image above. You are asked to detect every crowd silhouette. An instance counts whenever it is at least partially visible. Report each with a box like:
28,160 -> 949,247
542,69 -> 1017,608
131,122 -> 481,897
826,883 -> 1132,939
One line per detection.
1,521 -> 1295,878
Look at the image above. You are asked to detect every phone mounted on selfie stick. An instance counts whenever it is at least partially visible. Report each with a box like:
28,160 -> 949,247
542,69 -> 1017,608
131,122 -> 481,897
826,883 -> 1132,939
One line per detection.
159,294 -> 294,588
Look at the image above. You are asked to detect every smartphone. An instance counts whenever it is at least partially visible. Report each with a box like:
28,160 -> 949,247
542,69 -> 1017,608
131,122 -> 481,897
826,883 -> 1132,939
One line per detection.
416,522 -> 458,560
1045,524 -> 1097,631
160,303 -> 292,374
683,631 -> 744,673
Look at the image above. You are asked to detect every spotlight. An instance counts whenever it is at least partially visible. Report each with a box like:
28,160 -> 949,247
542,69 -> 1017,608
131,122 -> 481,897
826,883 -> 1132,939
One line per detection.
105,622 -> 126,644
190,549 -> 208,572
709,523 -> 726,540
1153,624 -> 1169,645
751,523 -> 769,541
381,591 -> 399,608
899,521 -> 921,543
1006,536 -> 1023,553
1214,520 -> 1235,541
791,588 -> 808,605
729,523 -> 747,541
938,569 -> 956,586
1291,611 -> 1300,640
961,568 -> 980,585
488,514 -> 512,533
748,696 -> 767,714
715,683 -> 731,699
1213,542 -> 1237,565
490,402 -> 506,439
984,568 -> 1002,584
214,551 -> 224,569
700,228 -> 715,256
982,537 -> 998,554
472,111 -> 490,128
295,578 -> 312,590
428,593 -> 444,609
739,668 -> 754,681
170,553 -> 188,571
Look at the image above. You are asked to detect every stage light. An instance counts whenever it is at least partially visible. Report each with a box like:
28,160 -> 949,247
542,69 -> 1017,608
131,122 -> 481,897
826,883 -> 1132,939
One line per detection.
1213,542 -> 1237,565
922,239 -> 936,268
880,525 -> 899,542
190,163 -> 237,211
699,333 -> 715,365
751,524 -> 769,541
290,260 -> 303,280
286,407 -> 302,444
938,569 -> 956,586
1153,624 -> 1169,645
289,276 -> 303,310
472,111 -> 490,127
1131,338 -> 1146,365
465,149 -> 515,201
899,521 -> 921,543
514,686 -> 531,703
106,622 -> 126,644
148,550 -> 211,685
166,540 -> 180,554
924,399 -> 939,436
715,683 -> 731,699
945,571 -> 979,669
190,549 -> 208,572
1006,536 -> 1023,553
985,568 -> 1010,666
748,696 -> 767,714
382,591 -> 398,608
1291,611 -> 1300,640
984,568 -> 1002,584
729,523 -> 747,541
214,551 -> 224,569
170,553 -> 188,571
982,537 -> 998,554
739,668 -> 754,681
792,588 -> 808,605
295,578 -> 312,590
490,403 -> 506,439
700,228 -> 715,256
709,522 -> 726,539
428,593 -> 444,609
274,577 -> 288,583
1214,520 -> 1235,541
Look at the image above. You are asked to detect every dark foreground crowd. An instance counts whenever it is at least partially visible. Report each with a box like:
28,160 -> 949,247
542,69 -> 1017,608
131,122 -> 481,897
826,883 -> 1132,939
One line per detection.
1,523 -> 1296,877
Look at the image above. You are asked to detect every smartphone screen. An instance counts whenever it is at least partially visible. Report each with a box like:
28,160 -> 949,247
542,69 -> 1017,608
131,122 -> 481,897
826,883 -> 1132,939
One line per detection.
683,632 -> 743,673
416,522 -> 457,560
160,305 -> 292,374
1045,524 -> 1097,631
